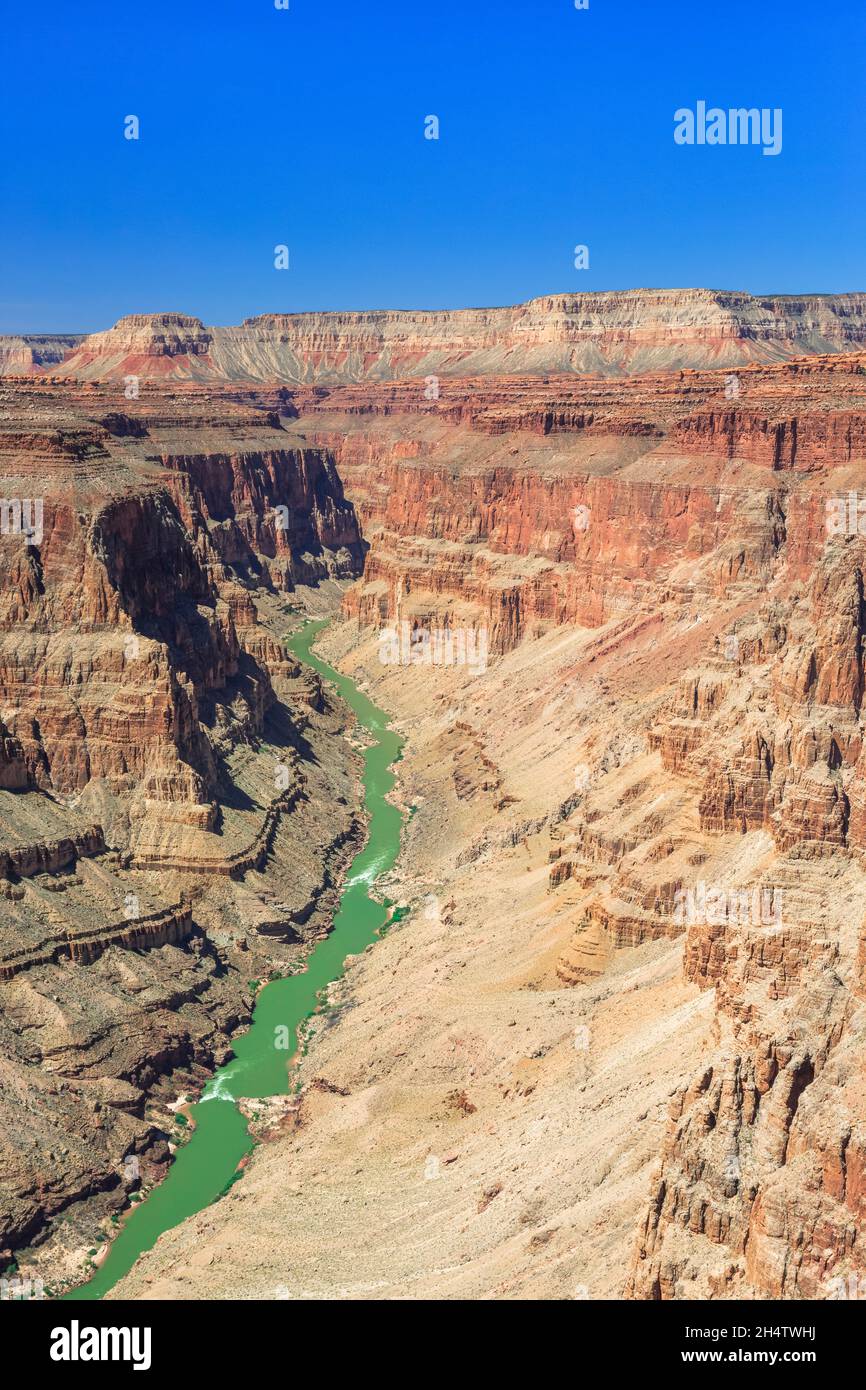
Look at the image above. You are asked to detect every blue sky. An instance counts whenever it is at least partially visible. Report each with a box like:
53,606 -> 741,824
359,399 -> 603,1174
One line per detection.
1,0 -> 863,331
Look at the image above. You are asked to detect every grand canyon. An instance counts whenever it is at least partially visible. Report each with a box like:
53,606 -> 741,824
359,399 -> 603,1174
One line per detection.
2,288 -> 865,1302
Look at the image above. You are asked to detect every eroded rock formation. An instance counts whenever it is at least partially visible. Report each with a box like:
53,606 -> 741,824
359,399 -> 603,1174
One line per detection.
0,376 -> 366,1276
4,311 -> 866,1302
259,355 -> 866,1300
7,290 -> 866,384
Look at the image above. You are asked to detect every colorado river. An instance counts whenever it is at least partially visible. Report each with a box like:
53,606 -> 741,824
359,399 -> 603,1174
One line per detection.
64,618 -> 404,1300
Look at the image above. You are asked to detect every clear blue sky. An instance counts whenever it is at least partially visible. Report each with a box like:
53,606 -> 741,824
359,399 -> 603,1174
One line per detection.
2,0 -> 863,331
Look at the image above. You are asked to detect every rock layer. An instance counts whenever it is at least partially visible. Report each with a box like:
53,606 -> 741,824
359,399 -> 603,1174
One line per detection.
0,376 -> 367,1280
5,326 -> 866,1302
96,347 -> 866,1303
7,290 -> 866,383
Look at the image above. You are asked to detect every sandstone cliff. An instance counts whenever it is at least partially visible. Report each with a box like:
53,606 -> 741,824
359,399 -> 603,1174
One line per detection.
6,335 -> 866,1302
9,290 -> 866,384
97,349 -> 866,1303
327,357 -> 866,1301
0,376 -> 366,1278
0,334 -> 84,375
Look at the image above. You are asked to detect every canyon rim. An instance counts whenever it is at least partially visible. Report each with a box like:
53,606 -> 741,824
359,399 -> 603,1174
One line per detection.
2,295 -> 866,1314
4,0 -> 866,1355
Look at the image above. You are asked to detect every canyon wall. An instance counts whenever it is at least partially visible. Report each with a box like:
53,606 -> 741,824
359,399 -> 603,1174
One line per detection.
0,380 -> 363,800
282,355 -> 866,646
4,333 -> 866,1300
97,350 -> 866,1303
0,376 -> 366,1274
0,334 -> 84,375
303,357 -> 866,1300
7,290 -> 866,384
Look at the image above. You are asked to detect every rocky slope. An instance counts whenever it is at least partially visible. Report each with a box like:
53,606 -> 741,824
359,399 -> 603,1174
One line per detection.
0,335 -> 84,375
6,290 -> 866,384
287,354 -> 866,650
0,376 -> 367,1286
105,353 -> 866,1301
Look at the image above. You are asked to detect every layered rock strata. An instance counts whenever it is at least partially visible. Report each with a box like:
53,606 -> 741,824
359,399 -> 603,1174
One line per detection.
5,336 -> 866,1302
107,351 -> 866,1302
6,290 -> 866,384
0,377 -> 367,1280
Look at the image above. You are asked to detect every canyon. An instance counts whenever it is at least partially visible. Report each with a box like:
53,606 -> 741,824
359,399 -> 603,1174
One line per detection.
5,288 -> 866,386
0,374 -> 366,1284
1,289 -> 865,1301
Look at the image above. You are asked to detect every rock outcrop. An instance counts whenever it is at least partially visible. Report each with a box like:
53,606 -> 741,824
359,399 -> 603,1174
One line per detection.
0,334 -> 84,374
86,343 -> 866,1305
5,311 -> 866,1303
0,375 -> 367,1277
8,290 -> 866,383
294,354 -> 866,1301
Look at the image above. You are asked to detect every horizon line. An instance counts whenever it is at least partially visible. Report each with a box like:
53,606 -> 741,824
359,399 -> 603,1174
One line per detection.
6,285 -> 866,338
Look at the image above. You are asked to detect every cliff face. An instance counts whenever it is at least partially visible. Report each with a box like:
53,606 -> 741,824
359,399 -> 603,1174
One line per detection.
620,538 -> 866,1299
0,334 -> 84,374
276,356 -> 865,646
51,314 -> 215,381
5,333 -> 866,1300
12,290 -> 866,383
287,355 -> 866,1301
0,376 -> 366,1272
0,381 -> 364,800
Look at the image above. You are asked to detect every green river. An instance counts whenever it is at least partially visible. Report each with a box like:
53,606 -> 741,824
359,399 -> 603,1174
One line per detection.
64,618 -> 404,1300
